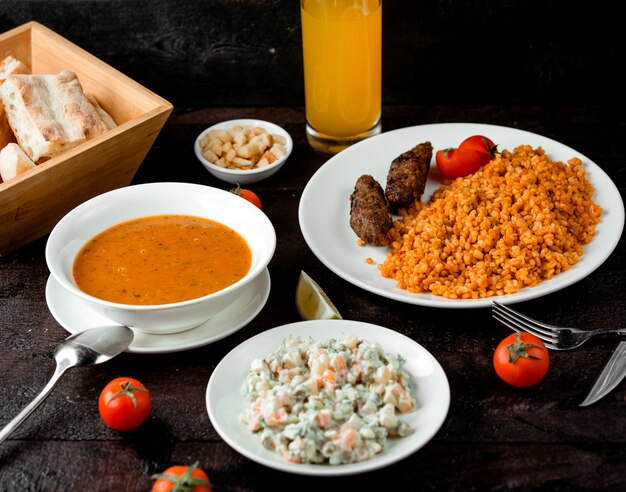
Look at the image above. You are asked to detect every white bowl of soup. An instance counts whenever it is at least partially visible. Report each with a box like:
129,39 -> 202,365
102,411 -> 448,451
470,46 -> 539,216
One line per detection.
45,182 -> 276,334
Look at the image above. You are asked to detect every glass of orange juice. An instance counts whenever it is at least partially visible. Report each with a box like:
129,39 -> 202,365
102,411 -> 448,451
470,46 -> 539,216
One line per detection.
301,0 -> 382,154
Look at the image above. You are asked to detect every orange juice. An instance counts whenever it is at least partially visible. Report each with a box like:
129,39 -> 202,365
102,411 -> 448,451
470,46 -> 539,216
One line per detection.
301,0 -> 381,149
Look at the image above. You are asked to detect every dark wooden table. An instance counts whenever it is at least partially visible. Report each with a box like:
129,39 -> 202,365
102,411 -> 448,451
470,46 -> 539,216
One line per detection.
1,104 -> 624,491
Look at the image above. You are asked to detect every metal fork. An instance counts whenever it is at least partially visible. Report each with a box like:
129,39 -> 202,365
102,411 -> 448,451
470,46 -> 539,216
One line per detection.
492,300 -> 626,350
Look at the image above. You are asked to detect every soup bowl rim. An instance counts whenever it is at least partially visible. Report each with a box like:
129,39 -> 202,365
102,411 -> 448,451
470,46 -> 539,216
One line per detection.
45,182 -> 276,313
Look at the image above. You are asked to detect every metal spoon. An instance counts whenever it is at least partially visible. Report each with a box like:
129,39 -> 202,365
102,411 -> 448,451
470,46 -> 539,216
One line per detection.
0,325 -> 134,444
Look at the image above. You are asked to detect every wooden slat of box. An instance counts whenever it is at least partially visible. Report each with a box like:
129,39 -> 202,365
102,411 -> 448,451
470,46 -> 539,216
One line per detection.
0,21 -> 173,255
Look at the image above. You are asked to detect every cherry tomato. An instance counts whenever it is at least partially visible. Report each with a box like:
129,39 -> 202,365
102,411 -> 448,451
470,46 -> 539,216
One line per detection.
435,147 -> 491,179
152,463 -> 212,492
458,135 -> 498,157
493,332 -> 550,387
98,377 -> 151,431
230,184 -> 262,209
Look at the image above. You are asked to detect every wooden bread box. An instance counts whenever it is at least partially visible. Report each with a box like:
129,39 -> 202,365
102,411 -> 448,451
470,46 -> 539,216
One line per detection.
0,21 -> 173,254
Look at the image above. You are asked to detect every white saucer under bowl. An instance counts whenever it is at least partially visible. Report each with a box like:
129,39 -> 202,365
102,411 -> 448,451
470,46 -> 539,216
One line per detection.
45,268 -> 271,354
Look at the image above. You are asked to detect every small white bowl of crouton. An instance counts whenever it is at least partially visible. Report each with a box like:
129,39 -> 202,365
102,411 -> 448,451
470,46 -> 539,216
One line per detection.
195,118 -> 293,184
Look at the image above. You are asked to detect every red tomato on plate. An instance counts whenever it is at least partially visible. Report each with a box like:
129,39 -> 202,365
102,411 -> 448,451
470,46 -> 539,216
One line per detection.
435,147 -> 491,179
98,377 -> 151,431
493,332 -> 550,387
459,135 -> 498,157
151,463 -> 212,492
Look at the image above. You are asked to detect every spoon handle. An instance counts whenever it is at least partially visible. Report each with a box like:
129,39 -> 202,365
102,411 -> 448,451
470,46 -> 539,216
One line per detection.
0,360 -> 71,445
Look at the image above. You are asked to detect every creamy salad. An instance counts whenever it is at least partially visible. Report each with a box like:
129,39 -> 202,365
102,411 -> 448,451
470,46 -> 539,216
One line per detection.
240,334 -> 416,465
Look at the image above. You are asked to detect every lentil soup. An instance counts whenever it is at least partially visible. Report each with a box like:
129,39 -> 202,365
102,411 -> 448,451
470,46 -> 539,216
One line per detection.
73,214 -> 252,305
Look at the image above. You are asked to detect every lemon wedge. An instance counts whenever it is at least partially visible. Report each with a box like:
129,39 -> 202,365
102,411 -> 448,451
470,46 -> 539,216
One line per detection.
295,270 -> 343,320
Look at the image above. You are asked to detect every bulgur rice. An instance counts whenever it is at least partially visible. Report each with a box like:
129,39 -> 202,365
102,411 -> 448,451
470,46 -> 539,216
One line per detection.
378,145 -> 602,299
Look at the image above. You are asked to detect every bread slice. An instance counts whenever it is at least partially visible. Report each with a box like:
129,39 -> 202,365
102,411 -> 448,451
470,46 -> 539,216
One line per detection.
0,55 -> 30,82
0,55 -> 31,150
85,92 -> 117,131
0,70 -> 116,162
0,101 -> 16,150
0,143 -> 36,181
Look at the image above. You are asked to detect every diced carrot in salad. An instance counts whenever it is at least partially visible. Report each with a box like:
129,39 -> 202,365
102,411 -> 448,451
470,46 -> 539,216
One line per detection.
240,334 -> 416,465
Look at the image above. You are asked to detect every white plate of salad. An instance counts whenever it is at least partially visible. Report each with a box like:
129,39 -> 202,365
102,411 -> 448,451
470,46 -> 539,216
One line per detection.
206,319 -> 450,476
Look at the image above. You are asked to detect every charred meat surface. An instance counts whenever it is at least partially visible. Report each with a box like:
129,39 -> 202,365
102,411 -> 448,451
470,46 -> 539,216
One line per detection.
349,175 -> 392,246
385,141 -> 433,210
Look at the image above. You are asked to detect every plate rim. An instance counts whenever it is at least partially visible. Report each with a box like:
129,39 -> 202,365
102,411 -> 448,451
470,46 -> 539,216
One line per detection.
205,319 -> 451,476
298,122 -> 625,308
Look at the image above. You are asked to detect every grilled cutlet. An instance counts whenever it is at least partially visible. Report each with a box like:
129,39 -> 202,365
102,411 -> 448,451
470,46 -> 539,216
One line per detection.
349,174 -> 392,246
385,141 -> 432,211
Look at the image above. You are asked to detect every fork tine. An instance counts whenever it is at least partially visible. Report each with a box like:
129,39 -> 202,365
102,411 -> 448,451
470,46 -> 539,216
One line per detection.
491,310 -> 558,344
492,305 -> 558,342
492,300 -> 557,331
491,310 -> 561,350
491,311 -> 523,333
492,302 -> 559,339
492,311 -> 557,346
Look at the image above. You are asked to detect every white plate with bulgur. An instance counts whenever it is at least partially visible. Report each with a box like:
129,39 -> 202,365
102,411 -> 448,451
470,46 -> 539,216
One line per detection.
298,123 -> 624,308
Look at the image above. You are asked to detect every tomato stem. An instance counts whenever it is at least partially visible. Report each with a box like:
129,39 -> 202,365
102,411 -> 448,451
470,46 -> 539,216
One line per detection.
482,137 -> 498,156
108,381 -> 148,409
443,147 -> 455,158
152,462 -> 210,491
506,333 -> 542,363
229,183 -> 242,196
